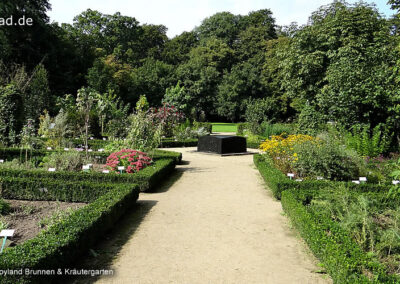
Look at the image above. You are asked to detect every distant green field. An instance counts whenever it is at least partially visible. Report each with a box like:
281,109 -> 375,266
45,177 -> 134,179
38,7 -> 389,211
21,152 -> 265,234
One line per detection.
211,123 -> 238,133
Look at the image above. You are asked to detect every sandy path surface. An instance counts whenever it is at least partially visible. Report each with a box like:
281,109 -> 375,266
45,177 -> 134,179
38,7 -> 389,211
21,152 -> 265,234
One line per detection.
95,147 -> 330,284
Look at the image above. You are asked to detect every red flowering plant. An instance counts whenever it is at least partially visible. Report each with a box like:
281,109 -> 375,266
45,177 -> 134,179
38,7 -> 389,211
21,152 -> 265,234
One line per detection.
148,103 -> 185,137
106,149 -> 152,173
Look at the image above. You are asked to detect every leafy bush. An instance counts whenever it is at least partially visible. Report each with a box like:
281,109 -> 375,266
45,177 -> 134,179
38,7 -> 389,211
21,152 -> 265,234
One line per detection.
245,97 -> 279,134
345,124 -> 392,157
281,188 -> 397,283
41,151 -> 92,172
148,103 -> 185,137
236,123 -> 247,135
261,122 -> 295,138
127,109 -> 162,151
0,198 -> 10,215
259,134 -> 316,173
38,110 -> 71,149
293,136 -> 365,180
253,154 -> 388,199
296,103 -> 325,136
106,149 -> 152,173
0,159 -> 36,170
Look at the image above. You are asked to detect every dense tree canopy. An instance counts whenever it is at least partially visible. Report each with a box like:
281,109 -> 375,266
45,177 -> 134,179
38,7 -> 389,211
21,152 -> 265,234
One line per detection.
0,0 -> 399,131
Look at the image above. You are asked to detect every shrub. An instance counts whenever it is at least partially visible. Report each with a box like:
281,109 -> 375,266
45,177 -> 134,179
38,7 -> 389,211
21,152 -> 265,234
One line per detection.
106,149 -> 152,173
38,110 -> 70,149
148,103 -> 185,137
261,122 -> 295,138
41,151 -> 92,172
259,134 -> 316,173
296,103 -> 325,135
345,124 -> 392,157
281,188 -> 397,283
245,97 -> 279,134
0,198 -> 10,215
236,123 -> 247,135
0,159 -> 36,170
127,109 -> 162,151
293,136 -> 365,180
253,154 -> 389,199
0,177 -> 120,202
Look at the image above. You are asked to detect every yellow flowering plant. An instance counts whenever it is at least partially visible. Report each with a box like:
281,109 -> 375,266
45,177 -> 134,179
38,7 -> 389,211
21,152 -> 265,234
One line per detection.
259,134 -> 318,174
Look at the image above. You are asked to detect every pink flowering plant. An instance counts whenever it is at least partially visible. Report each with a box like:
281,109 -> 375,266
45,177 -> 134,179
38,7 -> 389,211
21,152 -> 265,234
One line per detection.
106,149 -> 152,173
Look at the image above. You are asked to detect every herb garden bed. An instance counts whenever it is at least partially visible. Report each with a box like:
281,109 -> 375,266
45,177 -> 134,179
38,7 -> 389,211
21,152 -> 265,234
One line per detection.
0,151 -> 180,284
1,200 -> 86,245
254,154 -> 400,283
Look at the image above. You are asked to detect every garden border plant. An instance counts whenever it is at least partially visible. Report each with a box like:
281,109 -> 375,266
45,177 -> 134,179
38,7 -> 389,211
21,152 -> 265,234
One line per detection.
281,188 -> 400,283
254,154 -> 390,199
0,151 -> 181,283
0,148 -> 182,165
0,183 -> 140,284
0,158 -> 176,192
253,153 -> 399,282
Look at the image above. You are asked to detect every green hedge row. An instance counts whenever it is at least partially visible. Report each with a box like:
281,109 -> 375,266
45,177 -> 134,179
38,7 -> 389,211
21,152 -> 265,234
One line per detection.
281,189 -> 398,283
0,158 -> 175,192
0,151 -> 180,283
0,183 -> 140,284
0,177 -> 118,202
151,149 -> 182,163
160,138 -> 198,148
253,154 -> 389,199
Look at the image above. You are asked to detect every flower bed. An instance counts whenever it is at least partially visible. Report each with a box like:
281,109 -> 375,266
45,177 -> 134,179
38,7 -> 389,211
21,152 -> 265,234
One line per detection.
253,154 -> 388,199
106,149 -> 152,173
254,151 -> 400,282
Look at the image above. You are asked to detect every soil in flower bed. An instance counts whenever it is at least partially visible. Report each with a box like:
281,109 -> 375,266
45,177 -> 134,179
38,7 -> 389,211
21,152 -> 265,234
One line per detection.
0,200 -> 86,245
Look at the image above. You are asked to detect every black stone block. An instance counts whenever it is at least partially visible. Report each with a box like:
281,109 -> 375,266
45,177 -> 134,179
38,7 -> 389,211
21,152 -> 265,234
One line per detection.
197,135 -> 247,154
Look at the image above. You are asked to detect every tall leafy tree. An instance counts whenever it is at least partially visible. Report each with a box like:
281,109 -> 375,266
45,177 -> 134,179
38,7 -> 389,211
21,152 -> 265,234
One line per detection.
280,1 -> 396,127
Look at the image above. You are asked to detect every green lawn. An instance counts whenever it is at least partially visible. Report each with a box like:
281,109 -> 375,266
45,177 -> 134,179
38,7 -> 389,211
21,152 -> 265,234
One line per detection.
211,123 -> 238,133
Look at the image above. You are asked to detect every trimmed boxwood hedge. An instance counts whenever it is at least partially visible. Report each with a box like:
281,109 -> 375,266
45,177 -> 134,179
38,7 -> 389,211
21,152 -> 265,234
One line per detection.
281,189 -> 399,283
160,138 -> 198,148
253,154 -> 390,199
0,150 -> 181,283
254,153 -> 398,282
0,183 -> 140,284
0,158 -> 175,192
0,177 -> 119,202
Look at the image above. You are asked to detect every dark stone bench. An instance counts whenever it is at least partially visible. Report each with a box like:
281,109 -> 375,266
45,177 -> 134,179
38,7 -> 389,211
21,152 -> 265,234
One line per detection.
197,135 -> 247,154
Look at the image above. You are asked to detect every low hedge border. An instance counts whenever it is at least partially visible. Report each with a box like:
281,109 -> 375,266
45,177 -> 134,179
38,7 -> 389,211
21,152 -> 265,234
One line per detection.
0,150 -> 180,283
0,177 -> 119,202
281,188 -> 399,283
160,138 -> 198,148
253,154 -> 390,199
0,183 -> 140,284
0,158 -> 176,192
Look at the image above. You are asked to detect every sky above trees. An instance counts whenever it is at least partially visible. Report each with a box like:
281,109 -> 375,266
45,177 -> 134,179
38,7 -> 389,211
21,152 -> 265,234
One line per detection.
47,0 -> 394,38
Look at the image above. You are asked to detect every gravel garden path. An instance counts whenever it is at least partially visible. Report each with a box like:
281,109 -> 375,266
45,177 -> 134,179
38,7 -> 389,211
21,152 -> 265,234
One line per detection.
95,147 -> 330,284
